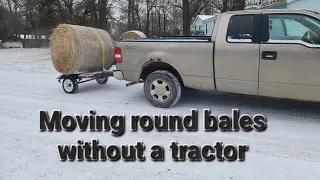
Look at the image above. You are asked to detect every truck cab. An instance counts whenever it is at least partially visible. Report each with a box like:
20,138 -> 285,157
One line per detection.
214,9 -> 320,101
114,9 -> 320,108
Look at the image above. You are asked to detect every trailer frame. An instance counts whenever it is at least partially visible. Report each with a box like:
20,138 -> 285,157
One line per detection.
57,70 -> 114,94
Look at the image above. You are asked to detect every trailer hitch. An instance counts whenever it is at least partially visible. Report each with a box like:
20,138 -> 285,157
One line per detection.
126,82 -> 138,87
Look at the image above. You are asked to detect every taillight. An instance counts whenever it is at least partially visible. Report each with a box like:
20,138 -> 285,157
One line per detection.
115,47 -> 122,63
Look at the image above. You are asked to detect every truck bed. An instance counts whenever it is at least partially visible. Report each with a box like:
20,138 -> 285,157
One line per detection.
119,36 -> 212,42
116,36 -> 215,90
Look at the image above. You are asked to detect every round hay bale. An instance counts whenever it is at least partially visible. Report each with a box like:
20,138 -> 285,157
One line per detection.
50,24 -> 115,74
119,30 -> 147,40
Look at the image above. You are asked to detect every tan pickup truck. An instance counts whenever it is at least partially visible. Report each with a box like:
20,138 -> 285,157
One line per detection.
113,9 -> 320,108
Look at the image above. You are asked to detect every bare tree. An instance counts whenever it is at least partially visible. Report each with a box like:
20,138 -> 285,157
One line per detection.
145,0 -> 157,36
182,0 -> 189,36
12,0 -> 39,39
128,0 -> 133,29
54,0 -> 65,23
0,0 -> 247,44
63,0 -> 74,23
86,0 -> 97,27
0,1 -> 9,39
232,0 -> 245,11
172,0 -> 211,36
99,0 -> 106,29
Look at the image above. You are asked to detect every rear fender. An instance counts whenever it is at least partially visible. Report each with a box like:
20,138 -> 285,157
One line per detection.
138,51 -> 182,74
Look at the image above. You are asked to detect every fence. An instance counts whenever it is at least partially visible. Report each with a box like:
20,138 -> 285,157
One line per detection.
21,39 -> 50,48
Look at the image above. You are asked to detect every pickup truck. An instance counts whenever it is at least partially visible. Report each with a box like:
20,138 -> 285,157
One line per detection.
113,9 -> 320,108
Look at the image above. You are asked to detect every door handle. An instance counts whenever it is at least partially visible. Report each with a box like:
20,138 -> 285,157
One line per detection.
262,51 -> 277,60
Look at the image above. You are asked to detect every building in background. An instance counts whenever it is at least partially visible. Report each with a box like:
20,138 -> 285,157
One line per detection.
190,14 -> 220,36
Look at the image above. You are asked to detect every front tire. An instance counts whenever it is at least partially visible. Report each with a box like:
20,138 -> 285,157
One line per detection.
144,70 -> 182,108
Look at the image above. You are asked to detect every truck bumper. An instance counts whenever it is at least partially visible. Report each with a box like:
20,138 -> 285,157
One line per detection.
113,70 -> 124,80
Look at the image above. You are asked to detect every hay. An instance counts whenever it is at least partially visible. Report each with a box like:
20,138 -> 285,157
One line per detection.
50,24 -> 115,74
119,30 -> 147,40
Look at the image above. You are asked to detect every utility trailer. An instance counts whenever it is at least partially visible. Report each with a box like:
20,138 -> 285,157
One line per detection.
57,70 -> 114,94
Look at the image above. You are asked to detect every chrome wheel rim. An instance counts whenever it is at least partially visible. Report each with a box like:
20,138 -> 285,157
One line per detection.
150,79 -> 171,102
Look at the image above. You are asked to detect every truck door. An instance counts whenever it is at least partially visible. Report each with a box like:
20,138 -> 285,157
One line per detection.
215,13 -> 262,95
258,12 -> 320,101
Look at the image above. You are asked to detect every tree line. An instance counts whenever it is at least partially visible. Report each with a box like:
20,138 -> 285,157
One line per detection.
0,0 -> 249,44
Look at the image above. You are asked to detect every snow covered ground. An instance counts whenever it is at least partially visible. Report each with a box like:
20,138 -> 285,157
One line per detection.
0,48 -> 320,180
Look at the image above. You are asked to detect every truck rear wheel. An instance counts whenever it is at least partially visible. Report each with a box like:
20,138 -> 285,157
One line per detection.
144,70 -> 181,108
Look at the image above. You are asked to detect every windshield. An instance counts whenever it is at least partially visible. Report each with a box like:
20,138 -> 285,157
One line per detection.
305,17 -> 320,28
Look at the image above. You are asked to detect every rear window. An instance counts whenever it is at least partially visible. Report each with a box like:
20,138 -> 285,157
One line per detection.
227,15 -> 254,43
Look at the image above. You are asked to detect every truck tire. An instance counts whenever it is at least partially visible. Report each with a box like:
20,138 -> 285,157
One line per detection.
144,70 -> 182,108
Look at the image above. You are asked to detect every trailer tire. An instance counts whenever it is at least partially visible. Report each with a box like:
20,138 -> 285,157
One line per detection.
96,75 -> 108,84
62,76 -> 78,94
144,70 -> 181,108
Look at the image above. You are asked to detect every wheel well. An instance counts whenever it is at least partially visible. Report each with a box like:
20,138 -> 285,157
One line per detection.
140,62 -> 184,85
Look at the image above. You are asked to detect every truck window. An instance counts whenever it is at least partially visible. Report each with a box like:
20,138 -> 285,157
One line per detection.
266,14 -> 320,47
269,19 -> 285,40
227,15 -> 254,43
284,19 -> 308,37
